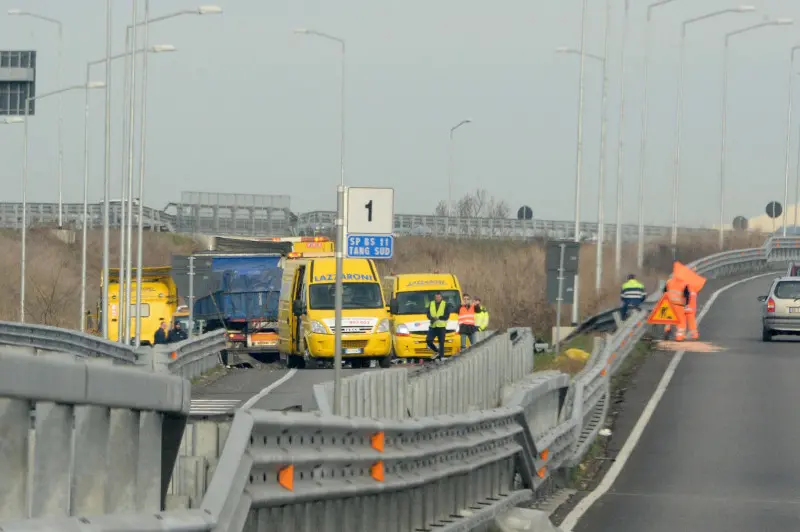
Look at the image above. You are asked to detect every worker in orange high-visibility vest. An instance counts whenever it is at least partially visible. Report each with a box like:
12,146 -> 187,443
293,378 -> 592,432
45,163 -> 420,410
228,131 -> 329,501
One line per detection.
685,288 -> 699,340
664,277 -> 690,341
458,293 -> 479,349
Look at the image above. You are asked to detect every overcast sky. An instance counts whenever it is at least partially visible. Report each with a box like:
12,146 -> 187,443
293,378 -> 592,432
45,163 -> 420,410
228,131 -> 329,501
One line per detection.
2,0 -> 800,227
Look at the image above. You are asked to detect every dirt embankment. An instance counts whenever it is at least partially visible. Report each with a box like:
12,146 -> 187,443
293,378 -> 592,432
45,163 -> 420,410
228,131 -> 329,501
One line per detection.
1,229 -> 763,334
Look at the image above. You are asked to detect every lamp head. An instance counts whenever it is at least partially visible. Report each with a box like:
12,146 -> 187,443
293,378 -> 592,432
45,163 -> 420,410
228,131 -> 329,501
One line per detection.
150,44 -> 177,53
197,6 -> 222,15
735,6 -> 756,12
7,9 -> 23,15
86,81 -> 107,89
775,18 -> 794,25
294,28 -> 309,34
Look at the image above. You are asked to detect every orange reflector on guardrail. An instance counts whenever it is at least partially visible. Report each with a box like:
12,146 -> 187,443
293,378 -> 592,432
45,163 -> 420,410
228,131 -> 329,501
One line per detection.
537,467 -> 546,478
600,368 -> 607,376
370,461 -> 385,481
370,431 -> 384,452
170,351 -> 178,359
278,465 -> 294,491
540,448 -> 549,461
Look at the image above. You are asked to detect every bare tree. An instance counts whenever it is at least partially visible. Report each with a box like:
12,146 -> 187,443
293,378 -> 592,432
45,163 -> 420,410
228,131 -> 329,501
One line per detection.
435,189 -> 509,219
434,201 -> 449,217
29,259 -> 78,327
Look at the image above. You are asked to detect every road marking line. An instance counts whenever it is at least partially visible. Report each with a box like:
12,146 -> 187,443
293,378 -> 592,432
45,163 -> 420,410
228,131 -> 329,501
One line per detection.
189,398 -> 242,415
241,368 -> 298,410
560,271 -> 775,531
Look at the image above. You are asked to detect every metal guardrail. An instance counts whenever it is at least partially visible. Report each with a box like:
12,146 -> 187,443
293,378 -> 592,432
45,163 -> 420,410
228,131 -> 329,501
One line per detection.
0,321 -> 226,379
1,236 -> 798,531
0,350 -> 189,521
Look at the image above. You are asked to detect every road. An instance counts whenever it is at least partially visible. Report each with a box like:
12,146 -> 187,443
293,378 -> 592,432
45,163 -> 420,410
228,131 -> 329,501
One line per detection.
189,365 -> 378,414
572,272 -> 800,531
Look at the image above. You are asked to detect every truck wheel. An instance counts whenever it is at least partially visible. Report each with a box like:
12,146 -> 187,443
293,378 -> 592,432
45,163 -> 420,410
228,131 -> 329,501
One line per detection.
287,354 -> 302,369
304,349 -> 319,370
378,355 -> 392,368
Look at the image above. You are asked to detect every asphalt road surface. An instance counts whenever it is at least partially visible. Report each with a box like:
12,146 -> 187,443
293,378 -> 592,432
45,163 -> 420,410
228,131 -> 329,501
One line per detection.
190,365 -> 378,414
572,271 -> 800,532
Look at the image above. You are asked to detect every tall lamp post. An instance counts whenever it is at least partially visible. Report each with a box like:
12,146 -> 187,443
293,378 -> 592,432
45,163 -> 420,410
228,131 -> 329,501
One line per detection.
614,0 -> 629,279
781,45 -> 800,236
8,9 -> 64,229
718,18 -> 793,248
294,28 -> 347,415
571,0 -> 588,325
20,82 -> 106,323
448,119 -> 472,216
118,4 -> 221,344
671,7 -> 755,259
79,45 -> 176,333
637,0 -> 683,270
556,47 -> 607,294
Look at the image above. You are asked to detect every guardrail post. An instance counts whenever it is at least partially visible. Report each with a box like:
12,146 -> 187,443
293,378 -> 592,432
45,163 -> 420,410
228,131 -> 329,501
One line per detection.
137,411 -> 163,511
105,409 -> 140,513
0,398 -> 29,519
31,402 -> 73,517
72,405 -> 110,515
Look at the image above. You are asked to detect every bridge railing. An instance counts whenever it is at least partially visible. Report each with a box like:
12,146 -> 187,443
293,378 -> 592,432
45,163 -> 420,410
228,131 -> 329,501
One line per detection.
0,350 -> 190,521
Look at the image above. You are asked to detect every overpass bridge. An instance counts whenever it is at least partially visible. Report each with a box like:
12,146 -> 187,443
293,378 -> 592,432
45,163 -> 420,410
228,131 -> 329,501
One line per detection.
0,235 -> 796,531
0,200 -> 724,241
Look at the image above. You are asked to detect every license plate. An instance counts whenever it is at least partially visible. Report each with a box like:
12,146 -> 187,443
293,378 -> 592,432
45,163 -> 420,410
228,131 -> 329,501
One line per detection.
789,307 -> 800,313
254,340 -> 278,346
344,348 -> 363,354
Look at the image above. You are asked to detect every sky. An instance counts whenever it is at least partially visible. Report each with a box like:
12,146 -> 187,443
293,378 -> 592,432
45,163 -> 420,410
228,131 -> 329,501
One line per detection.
1,0 -> 800,228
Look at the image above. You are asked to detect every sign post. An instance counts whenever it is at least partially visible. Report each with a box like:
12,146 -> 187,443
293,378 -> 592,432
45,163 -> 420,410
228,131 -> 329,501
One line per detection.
333,186 -> 394,414
546,240 -> 580,355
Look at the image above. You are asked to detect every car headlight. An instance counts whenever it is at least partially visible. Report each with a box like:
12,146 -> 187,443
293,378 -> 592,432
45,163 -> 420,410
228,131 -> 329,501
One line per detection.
395,323 -> 410,336
310,320 -> 328,334
376,318 -> 390,333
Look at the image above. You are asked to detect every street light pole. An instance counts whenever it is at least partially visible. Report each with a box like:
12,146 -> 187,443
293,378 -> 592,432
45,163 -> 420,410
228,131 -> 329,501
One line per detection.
294,28 -> 346,415
571,0 -> 588,325
781,46 -> 800,236
555,46 -> 607,293
21,82 -> 106,323
80,45 -> 176,333
614,0 -> 629,279
672,7 -> 755,258
719,19 -> 793,247
448,119 -> 472,216
7,9 -> 64,229
101,0 -> 113,339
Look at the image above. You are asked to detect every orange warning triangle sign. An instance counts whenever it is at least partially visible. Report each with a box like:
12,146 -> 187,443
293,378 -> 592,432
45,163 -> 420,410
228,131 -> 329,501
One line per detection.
647,294 -> 680,325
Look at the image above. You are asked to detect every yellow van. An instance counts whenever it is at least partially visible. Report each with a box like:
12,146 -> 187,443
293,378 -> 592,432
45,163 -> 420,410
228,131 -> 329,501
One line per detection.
384,273 -> 462,359
278,256 -> 392,369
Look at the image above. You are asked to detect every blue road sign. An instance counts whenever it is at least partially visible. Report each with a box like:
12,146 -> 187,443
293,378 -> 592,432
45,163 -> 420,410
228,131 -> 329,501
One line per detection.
346,234 -> 394,259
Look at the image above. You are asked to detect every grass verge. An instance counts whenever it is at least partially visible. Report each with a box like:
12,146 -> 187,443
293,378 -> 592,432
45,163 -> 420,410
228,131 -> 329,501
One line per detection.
534,333 -> 598,376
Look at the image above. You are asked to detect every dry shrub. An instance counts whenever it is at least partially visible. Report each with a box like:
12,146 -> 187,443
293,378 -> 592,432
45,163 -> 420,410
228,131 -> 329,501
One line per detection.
0,229 -> 195,328
0,228 -> 766,338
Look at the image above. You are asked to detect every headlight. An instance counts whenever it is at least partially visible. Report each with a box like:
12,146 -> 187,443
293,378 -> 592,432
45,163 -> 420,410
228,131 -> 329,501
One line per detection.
310,320 -> 328,334
395,323 -> 410,336
376,318 -> 390,333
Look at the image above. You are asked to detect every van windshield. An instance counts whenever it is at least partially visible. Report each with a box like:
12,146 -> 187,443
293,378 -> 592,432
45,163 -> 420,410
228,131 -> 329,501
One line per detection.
774,281 -> 800,299
395,289 -> 460,315
309,282 -> 384,310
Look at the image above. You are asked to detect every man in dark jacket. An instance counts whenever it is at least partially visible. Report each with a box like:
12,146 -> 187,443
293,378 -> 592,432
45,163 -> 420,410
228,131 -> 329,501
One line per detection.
154,321 -> 169,345
426,292 -> 451,362
168,321 -> 188,343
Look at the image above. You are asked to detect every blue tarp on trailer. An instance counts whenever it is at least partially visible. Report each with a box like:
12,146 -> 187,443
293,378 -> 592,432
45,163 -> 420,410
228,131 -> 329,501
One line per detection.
193,255 -> 283,322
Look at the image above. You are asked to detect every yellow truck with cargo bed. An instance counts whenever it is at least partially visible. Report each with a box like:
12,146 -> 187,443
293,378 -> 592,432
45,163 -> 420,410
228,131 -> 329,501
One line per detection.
99,266 -> 178,345
383,273 -> 462,359
278,255 -> 392,369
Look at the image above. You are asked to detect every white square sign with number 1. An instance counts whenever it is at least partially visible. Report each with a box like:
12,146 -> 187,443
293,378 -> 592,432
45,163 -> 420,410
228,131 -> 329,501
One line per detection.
345,187 -> 394,235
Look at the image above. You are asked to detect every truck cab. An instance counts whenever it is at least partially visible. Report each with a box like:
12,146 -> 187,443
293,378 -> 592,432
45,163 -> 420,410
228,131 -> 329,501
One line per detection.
383,273 -> 462,359
278,256 -> 392,369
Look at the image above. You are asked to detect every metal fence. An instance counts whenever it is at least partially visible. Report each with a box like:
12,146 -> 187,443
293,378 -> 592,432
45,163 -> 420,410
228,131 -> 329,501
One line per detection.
0,236 -> 796,531
0,200 -> 725,241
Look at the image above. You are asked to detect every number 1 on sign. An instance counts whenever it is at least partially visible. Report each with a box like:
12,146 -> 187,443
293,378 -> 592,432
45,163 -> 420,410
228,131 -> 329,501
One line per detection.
365,199 -> 373,222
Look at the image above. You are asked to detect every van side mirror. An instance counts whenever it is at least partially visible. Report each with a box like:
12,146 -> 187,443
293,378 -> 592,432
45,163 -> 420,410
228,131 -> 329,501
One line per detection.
292,300 -> 305,316
389,299 -> 398,314
757,295 -> 767,302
